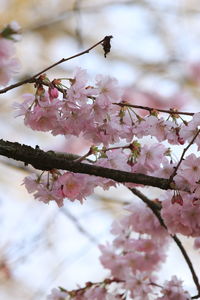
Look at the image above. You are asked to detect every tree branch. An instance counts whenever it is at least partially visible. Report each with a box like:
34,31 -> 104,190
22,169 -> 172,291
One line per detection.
0,139 -> 171,190
114,102 -> 195,116
169,129 -> 200,183
0,36 -> 109,95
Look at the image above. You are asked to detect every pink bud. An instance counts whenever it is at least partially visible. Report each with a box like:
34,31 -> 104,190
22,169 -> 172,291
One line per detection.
48,87 -> 59,99
171,194 -> 183,206
178,137 -> 184,145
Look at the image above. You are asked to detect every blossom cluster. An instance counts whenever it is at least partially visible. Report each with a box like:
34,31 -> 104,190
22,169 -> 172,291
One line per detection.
161,191 -> 200,237
23,142 -> 169,206
48,276 -> 190,300
99,203 -> 169,298
24,170 -> 97,207
47,203 -> 190,300
15,67 -> 200,247
15,70 -> 200,298
13,67 -> 192,146
15,71 -> 200,217
2,26 -> 200,299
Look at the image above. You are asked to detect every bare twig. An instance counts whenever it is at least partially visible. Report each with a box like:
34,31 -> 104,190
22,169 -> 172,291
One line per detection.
0,36 -> 110,95
169,129 -> 200,183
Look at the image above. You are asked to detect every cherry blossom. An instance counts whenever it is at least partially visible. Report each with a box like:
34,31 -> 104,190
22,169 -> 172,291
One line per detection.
157,276 -> 191,300
3,26 -> 200,300
136,143 -> 167,172
176,153 -> 200,187
125,270 -> 153,299
12,67 -> 198,299
47,288 -> 68,300
161,192 -> 200,237
57,172 -> 95,203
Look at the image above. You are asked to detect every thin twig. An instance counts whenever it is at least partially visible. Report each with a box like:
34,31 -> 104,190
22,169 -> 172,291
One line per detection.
114,102 -> 195,116
59,277 -> 124,297
173,235 -> 200,298
60,207 -> 98,244
169,129 -> 200,183
130,187 -> 200,297
0,36 -> 108,95
129,188 -> 165,227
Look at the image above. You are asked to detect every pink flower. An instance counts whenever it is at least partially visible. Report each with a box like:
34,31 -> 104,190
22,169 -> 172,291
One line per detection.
177,154 -> 200,186
173,174 -> 192,192
96,149 -> 130,172
158,276 -> 190,300
17,92 -> 62,132
153,158 -> 175,179
94,150 -> 129,190
48,87 -> 59,99
124,242 -> 167,273
24,104 -> 59,132
135,116 -> 168,142
99,201 -> 169,286
84,286 -> 107,299
57,172 -> 95,203
126,270 -> 153,299
23,172 -> 64,207
13,93 -> 35,117
179,112 -> 200,149
34,186 -> 64,207
47,288 -> 67,300
23,174 -> 40,193
126,203 -> 168,238
161,192 -> 200,237
67,67 -> 95,103
58,172 -> 84,200
99,244 -> 127,279
137,143 -> 167,172
95,75 -> 121,105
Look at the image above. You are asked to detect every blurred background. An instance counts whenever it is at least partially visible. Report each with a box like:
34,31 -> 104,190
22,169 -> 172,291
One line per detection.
1,0 -> 200,299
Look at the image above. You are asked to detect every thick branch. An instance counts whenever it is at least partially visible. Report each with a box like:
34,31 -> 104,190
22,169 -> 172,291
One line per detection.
0,139 -> 171,190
